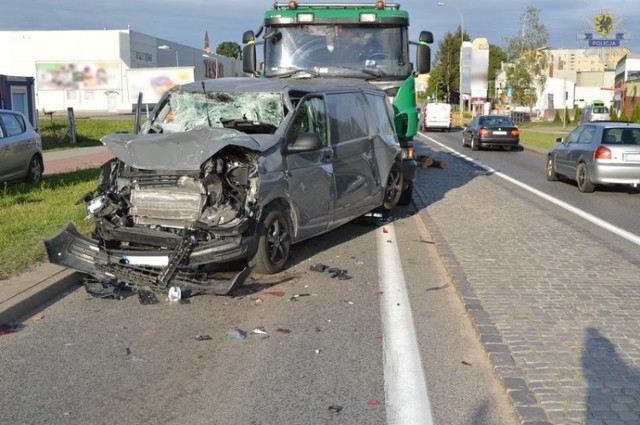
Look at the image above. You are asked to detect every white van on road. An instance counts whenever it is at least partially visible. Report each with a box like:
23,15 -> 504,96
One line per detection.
420,102 -> 452,132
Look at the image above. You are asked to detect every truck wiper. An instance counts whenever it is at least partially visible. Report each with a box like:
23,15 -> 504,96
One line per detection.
270,68 -> 320,78
332,66 -> 390,78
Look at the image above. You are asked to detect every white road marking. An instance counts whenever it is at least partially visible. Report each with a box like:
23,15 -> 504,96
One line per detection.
377,222 -> 434,425
422,134 -> 640,247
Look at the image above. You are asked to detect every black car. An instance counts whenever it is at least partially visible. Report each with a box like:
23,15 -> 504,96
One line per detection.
462,114 -> 520,151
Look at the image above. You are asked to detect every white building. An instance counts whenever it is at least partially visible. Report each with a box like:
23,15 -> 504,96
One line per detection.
0,29 -> 241,113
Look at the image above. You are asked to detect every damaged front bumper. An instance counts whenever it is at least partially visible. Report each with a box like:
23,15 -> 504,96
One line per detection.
44,222 -> 254,296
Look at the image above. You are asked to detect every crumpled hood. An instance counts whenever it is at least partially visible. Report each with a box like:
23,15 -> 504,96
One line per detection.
100,128 -> 262,171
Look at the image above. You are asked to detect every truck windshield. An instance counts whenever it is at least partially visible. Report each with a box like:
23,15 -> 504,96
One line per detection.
264,25 -> 409,78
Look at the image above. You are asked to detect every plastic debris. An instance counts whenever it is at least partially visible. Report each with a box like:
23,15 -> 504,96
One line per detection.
195,335 -> 212,341
328,268 -> 351,280
227,328 -> 247,340
368,401 -> 382,406
168,286 -> 181,302
461,360 -> 472,366
138,291 -> 159,305
382,227 -> 389,233
310,263 -> 328,272
262,290 -> 285,297
289,293 -> 311,301
0,324 -> 23,335
125,347 -> 144,362
275,328 -> 291,335
252,327 -> 268,335
328,405 -> 343,414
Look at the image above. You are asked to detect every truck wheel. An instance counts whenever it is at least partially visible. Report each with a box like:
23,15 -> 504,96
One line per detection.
249,204 -> 292,274
398,181 -> 413,206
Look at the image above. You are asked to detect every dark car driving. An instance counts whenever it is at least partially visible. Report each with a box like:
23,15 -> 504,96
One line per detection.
462,114 -> 520,151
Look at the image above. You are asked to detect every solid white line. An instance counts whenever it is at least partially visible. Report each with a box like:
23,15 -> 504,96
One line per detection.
421,134 -> 640,247
377,223 -> 433,425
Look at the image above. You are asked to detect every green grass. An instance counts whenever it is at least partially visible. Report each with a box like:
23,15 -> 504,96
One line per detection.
519,129 -> 565,150
39,117 -> 135,150
0,169 -> 99,279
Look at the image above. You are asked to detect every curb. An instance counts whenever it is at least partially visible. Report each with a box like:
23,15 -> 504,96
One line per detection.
0,264 -> 81,325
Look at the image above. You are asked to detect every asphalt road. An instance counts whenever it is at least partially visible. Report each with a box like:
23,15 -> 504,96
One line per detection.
0,205 -> 518,424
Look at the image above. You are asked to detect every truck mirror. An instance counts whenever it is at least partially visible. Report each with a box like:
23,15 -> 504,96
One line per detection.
416,45 -> 431,74
242,31 -> 255,44
243,44 -> 256,75
419,31 -> 433,44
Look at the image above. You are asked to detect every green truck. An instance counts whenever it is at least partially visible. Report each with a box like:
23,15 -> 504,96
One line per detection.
242,1 -> 432,204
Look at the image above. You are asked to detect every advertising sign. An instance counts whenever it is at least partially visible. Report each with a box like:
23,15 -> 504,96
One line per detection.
36,62 -> 121,91
470,38 -> 489,100
126,68 -> 195,104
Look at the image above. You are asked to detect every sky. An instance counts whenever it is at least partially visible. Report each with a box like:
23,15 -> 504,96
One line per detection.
2,1 -> 639,55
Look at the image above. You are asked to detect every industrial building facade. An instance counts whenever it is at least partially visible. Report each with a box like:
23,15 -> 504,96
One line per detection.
0,29 -> 240,114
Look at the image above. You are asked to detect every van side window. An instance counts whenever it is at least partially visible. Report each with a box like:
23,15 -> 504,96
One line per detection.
327,93 -> 369,144
288,97 -> 327,146
0,113 -> 26,137
364,93 -> 395,136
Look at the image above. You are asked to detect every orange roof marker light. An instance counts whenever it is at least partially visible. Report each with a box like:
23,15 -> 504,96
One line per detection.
376,1 -> 385,9
288,1 -> 298,9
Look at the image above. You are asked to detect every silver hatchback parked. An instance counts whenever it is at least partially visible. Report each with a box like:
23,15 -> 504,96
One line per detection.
0,110 -> 44,184
546,122 -> 640,192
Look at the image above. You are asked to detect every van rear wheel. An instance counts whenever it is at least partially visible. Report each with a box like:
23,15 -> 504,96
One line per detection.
382,163 -> 403,212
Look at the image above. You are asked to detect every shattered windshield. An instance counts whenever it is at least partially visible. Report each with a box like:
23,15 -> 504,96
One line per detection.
264,25 -> 409,78
152,90 -> 285,133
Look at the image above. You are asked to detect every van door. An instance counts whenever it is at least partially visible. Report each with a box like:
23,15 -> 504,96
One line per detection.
326,92 -> 378,224
283,95 -> 333,240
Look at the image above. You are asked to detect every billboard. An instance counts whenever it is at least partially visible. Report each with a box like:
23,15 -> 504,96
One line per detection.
126,68 -> 195,104
460,41 -> 472,95
470,38 -> 490,99
36,61 -> 121,91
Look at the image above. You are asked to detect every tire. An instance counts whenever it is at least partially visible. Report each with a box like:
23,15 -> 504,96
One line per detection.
545,156 -> 558,181
462,134 -> 467,148
249,204 -> 292,274
25,155 -> 43,184
398,180 -> 413,206
576,163 -> 595,193
382,163 -> 403,212
471,136 -> 479,151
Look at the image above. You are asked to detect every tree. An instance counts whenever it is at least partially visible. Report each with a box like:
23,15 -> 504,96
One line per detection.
503,7 -> 549,111
488,45 -> 506,99
216,41 -> 242,59
426,65 -> 445,102
433,26 -> 468,104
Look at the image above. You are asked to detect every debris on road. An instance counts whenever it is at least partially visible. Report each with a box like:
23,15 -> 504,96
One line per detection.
137,291 -> 159,305
262,290 -> 285,297
461,360 -> 472,366
0,324 -> 23,335
226,328 -> 247,340
310,263 -> 328,272
168,286 -> 182,302
252,327 -> 268,336
275,328 -> 291,335
328,405 -> 343,414
195,335 -> 212,341
309,263 -> 352,280
289,293 -> 312,301
417,154 -> 448,169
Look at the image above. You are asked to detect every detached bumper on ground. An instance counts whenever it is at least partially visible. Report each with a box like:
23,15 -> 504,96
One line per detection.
44,222 -> 252,296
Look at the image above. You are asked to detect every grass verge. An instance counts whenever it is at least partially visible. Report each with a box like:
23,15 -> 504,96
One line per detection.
40,117 -> 135,150
519,129 -> 565,151
0,169 -> 99,279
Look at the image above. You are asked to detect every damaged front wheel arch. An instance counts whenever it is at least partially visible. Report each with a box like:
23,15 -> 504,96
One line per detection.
249,203 -> 292,274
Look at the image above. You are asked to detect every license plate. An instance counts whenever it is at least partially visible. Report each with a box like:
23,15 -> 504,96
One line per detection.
623,153 -> 640,161
121,255 -> 169,266
493,131 -> 507,135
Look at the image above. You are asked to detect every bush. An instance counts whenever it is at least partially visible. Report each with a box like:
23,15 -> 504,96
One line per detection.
611,108 -> 618,121
620,108 -> 629,122
553,110 -> 561,123
573,108 -> 581,124
632,104 -> 640,123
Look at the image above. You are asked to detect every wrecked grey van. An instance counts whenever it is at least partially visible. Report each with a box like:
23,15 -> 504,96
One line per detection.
45,77 -> 403,296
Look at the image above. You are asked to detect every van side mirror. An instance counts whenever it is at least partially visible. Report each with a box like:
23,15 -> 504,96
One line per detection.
242,31 -> 257,75
285,132 -> 323,153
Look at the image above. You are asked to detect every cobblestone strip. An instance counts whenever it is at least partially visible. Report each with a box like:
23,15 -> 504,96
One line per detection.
411,140 -> 640,425
415,195 -> 552,425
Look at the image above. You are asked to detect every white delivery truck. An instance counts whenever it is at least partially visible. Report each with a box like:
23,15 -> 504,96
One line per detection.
423,102 -> 452,132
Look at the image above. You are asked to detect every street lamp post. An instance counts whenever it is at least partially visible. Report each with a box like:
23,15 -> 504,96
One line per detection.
158,44 -> 179,67
437,2 -> 464,124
